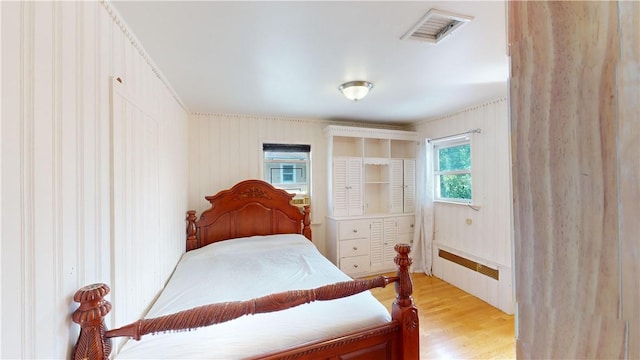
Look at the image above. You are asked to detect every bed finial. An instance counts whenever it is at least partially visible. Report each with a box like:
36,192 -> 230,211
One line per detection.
302,205 -> 312,240
393,243 -> 413,307
72,283 -> 112,360
391,243 -> 419,359
186,210 -> 198,251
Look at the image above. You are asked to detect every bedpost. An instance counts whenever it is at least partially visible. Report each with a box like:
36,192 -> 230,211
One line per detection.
391,243 -> 419,360
302,205 -> 312,240
186,210 -> 198,251
72,283 -> 112,360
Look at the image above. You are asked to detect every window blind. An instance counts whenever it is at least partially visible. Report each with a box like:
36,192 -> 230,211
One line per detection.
263,143 -> 311,152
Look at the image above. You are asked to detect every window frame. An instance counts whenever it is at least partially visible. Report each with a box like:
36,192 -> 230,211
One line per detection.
262,143 -> 311,197
433,136 -> 473,203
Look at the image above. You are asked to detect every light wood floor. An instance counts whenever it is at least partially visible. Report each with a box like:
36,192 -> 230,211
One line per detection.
369,273 -> 515,359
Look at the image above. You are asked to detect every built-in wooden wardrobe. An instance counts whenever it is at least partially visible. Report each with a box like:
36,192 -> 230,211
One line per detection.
325,125 -> 417,277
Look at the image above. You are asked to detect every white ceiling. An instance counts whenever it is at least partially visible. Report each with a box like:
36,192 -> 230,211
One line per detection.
111,1 -> 508,125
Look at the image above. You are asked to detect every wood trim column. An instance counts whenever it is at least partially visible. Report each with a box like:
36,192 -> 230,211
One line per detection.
508,1 -> 639,358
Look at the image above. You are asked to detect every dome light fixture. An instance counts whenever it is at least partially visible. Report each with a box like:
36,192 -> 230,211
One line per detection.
338,81 -> 373,102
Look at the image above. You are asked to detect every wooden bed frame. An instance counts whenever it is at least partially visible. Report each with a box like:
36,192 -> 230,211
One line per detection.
71,180 -> 419,359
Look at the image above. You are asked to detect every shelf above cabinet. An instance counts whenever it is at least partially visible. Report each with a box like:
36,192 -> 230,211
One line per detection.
391,139 -> 417,158
333,136 -> 363,157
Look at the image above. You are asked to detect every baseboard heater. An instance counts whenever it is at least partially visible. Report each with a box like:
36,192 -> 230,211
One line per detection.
438,249 -> 499,280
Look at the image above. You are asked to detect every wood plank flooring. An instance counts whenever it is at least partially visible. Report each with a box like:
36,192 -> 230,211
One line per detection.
369,273 -> 515,359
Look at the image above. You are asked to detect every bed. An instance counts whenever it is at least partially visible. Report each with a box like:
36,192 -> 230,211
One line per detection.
71,180 -> 419,359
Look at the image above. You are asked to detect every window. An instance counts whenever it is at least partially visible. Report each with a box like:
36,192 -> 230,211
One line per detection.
281,164 -> 295,183
263,143 -> 310,197
434,137 -> 472,202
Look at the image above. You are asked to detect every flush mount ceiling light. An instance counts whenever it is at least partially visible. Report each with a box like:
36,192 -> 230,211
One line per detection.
338,81 -> 373,102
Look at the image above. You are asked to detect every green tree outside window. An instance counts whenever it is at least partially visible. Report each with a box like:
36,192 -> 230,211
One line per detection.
436,143 -> 471,201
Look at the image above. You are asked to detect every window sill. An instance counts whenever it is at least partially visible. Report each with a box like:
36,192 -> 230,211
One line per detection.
434,200 -> 481,210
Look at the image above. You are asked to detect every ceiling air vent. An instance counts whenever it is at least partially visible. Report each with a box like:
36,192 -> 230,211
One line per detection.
401,9 -> 474,44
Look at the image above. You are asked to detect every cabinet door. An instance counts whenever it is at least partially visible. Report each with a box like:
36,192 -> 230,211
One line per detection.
403,159 -> 415,213
397,215 -> 415,245
347,158 -> 363,216
383,218 -> 398,269
332,157 -> 363,216
332,158 -> 349,217
369,219 -> 384,270
390,159 -> 404,213
391,159 -> 415,214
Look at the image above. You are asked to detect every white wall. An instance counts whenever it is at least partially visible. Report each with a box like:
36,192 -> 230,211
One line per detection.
1,2 -> 188,358
413,98 -> 514,314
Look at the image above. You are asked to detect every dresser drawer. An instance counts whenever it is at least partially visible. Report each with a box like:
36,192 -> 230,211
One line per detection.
339,255 -> 370,274
339,238 -> 369,257
338,220 -> 370,240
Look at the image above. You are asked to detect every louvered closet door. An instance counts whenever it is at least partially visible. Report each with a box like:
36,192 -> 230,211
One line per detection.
332,157 -> 363,216
347,158 -> 363,216
390,159 -> 404,213
383,218 -> 398,269
332,158 -> 349,217
369,219 -> 384,270
403,159 -> 416,213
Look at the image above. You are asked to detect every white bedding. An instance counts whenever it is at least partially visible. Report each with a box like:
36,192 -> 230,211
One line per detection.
116,234 -> 391,359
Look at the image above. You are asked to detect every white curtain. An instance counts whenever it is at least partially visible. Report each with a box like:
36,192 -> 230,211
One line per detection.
412,138 -> 435,275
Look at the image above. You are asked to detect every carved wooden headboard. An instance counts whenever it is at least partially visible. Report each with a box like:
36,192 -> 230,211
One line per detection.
186,180 -> 311,251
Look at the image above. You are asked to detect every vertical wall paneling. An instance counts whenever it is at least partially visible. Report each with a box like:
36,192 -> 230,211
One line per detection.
413,98 -> 513,314
1,1 -> 189,358
0,0 -> 3,354
1,2 -> 19,357
80,3 -> 99,286
509,2 -> 638,358
96,3 -> 112,285
23,2 -> 36,357
53,2 -> 64,356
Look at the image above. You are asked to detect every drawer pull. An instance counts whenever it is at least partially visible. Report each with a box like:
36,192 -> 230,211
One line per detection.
410,224 -> 414,228
352,246 -> 358,251
352,229 -> 358,233
353,264 -> 359,268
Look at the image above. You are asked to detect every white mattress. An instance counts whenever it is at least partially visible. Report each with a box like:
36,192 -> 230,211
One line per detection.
116,234 -> 391,359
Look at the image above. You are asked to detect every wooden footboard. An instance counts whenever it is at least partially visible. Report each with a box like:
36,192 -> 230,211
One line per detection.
256,243 -> 419,359
71,244 -> 419,360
